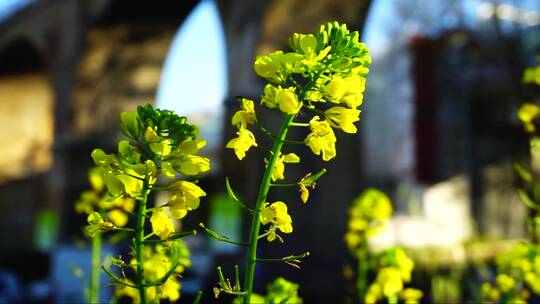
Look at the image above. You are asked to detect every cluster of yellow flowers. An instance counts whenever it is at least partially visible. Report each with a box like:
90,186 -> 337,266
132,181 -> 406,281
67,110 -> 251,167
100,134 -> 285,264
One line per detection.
365,248 -> 422,304
345,188 -> 393,254
226,22 -> 370,243
481,243 -> 540,303
345,189 -> 422,304
116,243 -> 191,303
90,105 -> 209,240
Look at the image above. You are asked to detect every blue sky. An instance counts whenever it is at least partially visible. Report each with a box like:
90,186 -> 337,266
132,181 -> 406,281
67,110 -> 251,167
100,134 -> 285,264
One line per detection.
156,0 -> 227,116
0,0 -> 32,20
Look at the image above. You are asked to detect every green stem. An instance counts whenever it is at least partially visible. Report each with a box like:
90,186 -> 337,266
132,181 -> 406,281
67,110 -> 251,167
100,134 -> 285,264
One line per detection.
270,182 -> 299,187
192,291 -> 203,304
135,179 -> 150,304
243,114 -> 295,303
290,122 -> 310,127
356,246 -> 369,304
199,223 -> 249,246
90,232 -> 101,303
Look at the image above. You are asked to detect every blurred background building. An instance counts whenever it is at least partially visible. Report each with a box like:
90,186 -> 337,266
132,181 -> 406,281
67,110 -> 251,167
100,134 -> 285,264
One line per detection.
0,0 -> 539,302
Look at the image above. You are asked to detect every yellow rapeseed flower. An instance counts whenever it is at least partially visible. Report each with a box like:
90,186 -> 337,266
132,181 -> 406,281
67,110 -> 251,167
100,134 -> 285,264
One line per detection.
150,209 -> 175,240
402,288 -> 423,304
84,212 -> 114,237
172,154 -> 211,176
365,283 -> 382,304
518,103 -> 540,133
254,51 -> 283,82
261,84 -> 279,109
178,138 -> 207,155
168,181 -> 207,219
108,209 -> 128,227
342,75 -> 366,108
254,51 -> 303,84
299,184 -> 309,204
377,267 -> 404,298
260,201 -> 293,238
232,98 -> 257,128
324,76 -> 347,102
276,88 -> 301,114
226,128 -> 258,160
116,174 -> 144,197
270,153 -> 300,181
496,274 -> 516,293
160,161 -> 176,179
144,126 -> 161,143
161,277 -> 181,302
325,106 -> 361,133
304,116 -> 337,161
149,139 -> 172,156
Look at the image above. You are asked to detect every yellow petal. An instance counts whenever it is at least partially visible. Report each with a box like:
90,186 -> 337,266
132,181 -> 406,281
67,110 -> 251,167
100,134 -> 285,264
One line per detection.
283,153 -> 300,163
150,210 -> 175,240
149,139 -> 172,156
116,174 -> 143,197
108,209 -> 128,227
179,138 -> 206,155
144,126 -> 161,142
300,184 -> 309,204
161,161 -> 176,179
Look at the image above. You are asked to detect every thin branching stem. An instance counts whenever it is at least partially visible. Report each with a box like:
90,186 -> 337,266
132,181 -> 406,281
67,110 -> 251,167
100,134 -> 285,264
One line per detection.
270,182 -> 299,187
199,223 -> 249,247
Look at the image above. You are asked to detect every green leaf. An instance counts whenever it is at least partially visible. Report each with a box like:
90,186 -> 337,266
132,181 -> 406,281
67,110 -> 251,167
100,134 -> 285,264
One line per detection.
517,189 -> 540,211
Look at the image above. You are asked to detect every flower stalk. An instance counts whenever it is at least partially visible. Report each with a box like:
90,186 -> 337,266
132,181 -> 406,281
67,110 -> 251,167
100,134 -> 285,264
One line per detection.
243,114 -> 295,302
135,179 -> 149,304
90,232 -> 101,304
356,247 -> 368,302
221,21 -> 371,303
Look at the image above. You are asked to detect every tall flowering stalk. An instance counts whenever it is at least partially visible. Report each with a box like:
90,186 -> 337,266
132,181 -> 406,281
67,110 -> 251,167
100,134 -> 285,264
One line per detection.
216,22 -> 371,302
481,60 -> 540,303
86,104 -> 209,303
345,189 -> 422,304
76,166 -> 142,302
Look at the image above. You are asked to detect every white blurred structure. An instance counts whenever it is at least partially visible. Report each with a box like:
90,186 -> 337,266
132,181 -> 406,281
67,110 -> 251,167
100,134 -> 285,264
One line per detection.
370,176 -> 473,250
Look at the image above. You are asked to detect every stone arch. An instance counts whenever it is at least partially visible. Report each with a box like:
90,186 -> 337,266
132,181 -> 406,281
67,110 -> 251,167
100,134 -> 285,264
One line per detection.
72,1 -> 201,137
